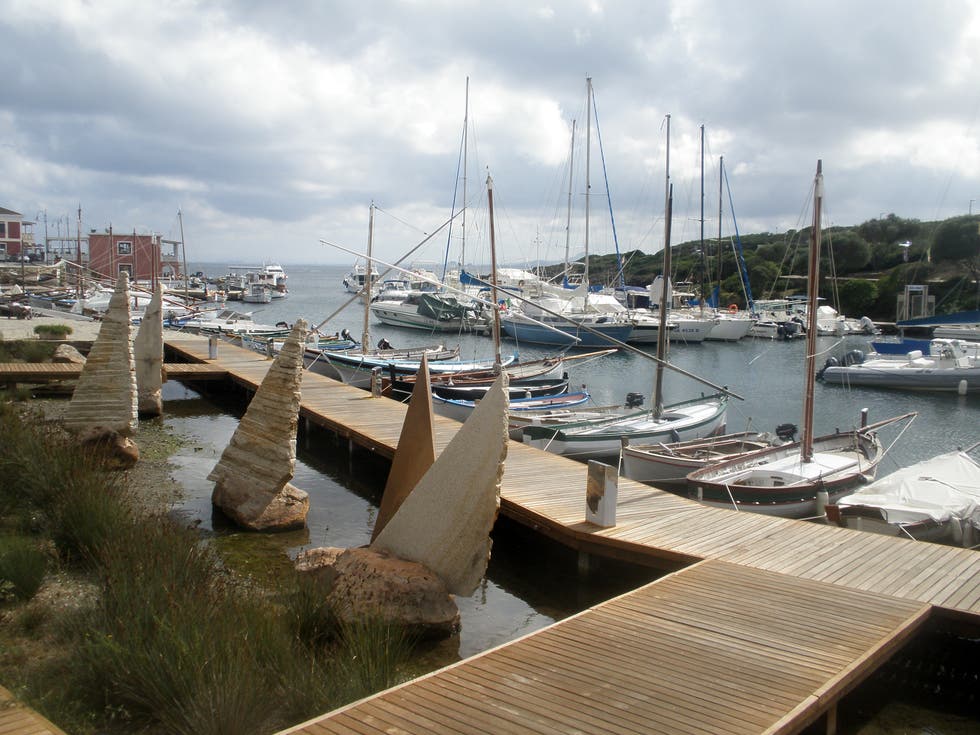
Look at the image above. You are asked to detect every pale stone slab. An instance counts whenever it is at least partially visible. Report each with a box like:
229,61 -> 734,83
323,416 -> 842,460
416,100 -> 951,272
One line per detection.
371,355 -> 436,542
134,284 -> 163,416
372,373 -> 509,596
208,319 -> 310,531
63,272 -> 138,437
586,460 -> 618,527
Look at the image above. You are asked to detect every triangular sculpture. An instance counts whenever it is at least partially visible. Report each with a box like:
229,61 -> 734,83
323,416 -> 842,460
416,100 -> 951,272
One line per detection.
208,319 -> 310,531
371,372 -> 509,596
134,284 -> 164,417
371,354 -> 436,541
64,271 -> 138,438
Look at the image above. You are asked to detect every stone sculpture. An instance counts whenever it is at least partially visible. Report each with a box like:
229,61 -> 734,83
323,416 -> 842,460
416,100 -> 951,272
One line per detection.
134,284 -> 164,416
208,319 -> 310,531
63,271 -> 139,467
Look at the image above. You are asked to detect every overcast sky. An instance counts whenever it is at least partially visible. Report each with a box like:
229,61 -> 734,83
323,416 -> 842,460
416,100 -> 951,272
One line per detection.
2,0 -> 979,270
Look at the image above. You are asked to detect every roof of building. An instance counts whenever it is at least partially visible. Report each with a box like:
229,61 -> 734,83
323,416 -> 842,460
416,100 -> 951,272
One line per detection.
0,207 -> 23,217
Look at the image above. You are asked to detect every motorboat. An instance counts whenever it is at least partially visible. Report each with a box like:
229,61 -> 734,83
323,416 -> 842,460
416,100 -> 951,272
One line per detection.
827,443 -> 980,546
817,338 -> 980,393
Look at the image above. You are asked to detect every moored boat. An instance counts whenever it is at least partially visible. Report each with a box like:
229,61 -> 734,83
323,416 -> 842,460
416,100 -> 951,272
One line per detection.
826,442 -> 980,546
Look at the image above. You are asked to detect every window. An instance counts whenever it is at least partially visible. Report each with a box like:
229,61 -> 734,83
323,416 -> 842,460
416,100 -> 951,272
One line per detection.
117,241 -> 132,255
0,223 -> 6,238
118,264 -> 133,278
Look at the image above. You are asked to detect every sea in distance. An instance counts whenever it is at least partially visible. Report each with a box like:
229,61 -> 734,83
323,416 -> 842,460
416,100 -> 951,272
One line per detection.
162,262 -> 977,733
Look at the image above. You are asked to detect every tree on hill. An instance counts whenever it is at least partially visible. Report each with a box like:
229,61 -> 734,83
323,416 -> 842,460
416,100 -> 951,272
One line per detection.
825,229 -> 872,272
931,215 -> 980,263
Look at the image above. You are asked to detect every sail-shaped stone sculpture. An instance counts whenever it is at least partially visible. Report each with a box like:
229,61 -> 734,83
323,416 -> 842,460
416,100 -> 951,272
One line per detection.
208,319 -> 310,531
134,284 -> 164,417
64,271 -> 138,441
371,354 -> 436,542
371,372 -> 509,596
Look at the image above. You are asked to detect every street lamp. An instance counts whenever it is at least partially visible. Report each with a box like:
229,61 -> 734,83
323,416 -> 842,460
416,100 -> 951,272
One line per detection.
898,241 -> 911,263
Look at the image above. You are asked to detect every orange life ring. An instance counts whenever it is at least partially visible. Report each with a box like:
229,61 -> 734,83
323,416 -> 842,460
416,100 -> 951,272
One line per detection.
727,304 -> 739,314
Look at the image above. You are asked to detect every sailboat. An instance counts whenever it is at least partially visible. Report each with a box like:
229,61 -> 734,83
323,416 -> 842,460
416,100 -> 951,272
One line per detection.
686,161 -> 916,518
520,114 -> 729,461
498,78 -> 633,348
427,174 -> 613,429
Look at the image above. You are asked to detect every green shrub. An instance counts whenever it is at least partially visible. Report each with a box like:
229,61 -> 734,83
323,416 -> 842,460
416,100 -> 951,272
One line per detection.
0,537 -> 48,600
33,324 -> 73,340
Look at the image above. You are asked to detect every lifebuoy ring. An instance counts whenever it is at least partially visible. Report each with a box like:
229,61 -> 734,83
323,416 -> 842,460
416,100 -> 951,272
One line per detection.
727,304 -> 739,314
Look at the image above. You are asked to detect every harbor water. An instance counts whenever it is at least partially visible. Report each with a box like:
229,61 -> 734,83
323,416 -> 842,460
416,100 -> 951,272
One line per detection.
164,263 -> 978,732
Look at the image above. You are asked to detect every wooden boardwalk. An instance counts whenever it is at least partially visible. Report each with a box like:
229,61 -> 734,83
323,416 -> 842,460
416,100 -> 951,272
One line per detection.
159,336 -> 977,734
0,361 -> 227,383
280,560 -> 930,735
0,685 -> 68,735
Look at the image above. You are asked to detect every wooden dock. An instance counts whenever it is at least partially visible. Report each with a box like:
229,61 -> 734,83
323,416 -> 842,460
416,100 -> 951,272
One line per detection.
0,685 -> 69,735
281,560 -> 930,735
0,361 -> 228,383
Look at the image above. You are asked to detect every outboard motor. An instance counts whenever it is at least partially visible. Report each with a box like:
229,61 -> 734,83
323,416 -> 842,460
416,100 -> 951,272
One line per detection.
377,337 -> 393,350
340,328 -> 353,341
625,392 -> 645,408
842,349 -> 865,366
775,423 -> 798,442
816,356 -> 839,381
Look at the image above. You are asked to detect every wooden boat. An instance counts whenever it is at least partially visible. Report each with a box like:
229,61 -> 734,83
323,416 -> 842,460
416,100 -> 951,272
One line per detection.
433,389 -> 593,430
826,442 -> 980,546
620,426 -> 796,487
686,162 -> 916,518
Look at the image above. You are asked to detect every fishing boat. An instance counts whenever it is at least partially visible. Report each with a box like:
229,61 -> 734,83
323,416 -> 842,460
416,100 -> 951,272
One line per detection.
686,162 -> 916,518
826,442 -> 980,546
621,425 -> 797,487
435,390 -> 593,432
817,338 -> 980,393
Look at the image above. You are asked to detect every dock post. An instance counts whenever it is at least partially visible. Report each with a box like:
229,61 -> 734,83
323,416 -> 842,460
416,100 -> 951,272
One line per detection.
208,335 -> 218,359
586,460 -> 618,527
371,366 -> 383,397
825,702 -> 837,735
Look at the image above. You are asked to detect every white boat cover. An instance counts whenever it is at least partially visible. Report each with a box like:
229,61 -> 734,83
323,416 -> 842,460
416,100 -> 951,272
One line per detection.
837,450 -> 980,528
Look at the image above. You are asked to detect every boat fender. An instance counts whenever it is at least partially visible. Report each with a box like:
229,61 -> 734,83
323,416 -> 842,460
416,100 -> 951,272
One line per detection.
727,304 -> 738,314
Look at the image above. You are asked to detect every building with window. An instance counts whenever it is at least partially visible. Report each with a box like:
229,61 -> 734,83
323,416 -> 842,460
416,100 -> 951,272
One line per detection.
87,230 -> 184,281
0,206 -> 24,260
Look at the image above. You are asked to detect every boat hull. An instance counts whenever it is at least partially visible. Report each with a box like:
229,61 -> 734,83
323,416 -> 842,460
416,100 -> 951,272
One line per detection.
500,315 -> 632,347
685,430 -> 884,518
522,394 -> 729,461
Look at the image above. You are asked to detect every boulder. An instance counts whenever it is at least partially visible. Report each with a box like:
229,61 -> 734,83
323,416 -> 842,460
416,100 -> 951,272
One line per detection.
295,546 -> 460,638
78,426 -> 140,469
52,344 -> 86,365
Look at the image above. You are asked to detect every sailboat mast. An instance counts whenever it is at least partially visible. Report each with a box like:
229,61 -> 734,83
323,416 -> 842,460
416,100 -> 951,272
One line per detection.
563,119 -> 576,281
178,209 -> 189,302
801,160 -> 823,464
654,113 -> 672,420
486,174 -> 503,372
362,202 -> 375,353
698,123 -> 706,313
654,185 -> 673,419
717,156 -> 723,301
461,77 -> 469,272
584,77 -> 592,303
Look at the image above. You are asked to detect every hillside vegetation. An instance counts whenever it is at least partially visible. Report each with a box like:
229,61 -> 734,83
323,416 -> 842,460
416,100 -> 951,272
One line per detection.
561,213 -> 980,322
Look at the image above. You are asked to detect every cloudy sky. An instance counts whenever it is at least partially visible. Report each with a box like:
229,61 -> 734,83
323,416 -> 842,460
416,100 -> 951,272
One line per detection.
2,0 -> 979,270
